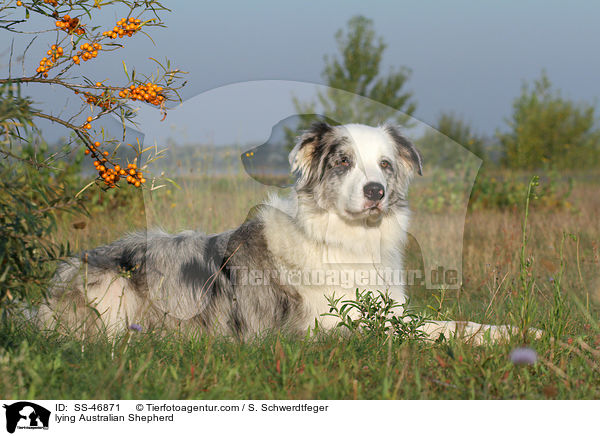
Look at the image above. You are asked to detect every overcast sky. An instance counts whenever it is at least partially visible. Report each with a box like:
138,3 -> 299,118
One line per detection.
2,0 -> 600,146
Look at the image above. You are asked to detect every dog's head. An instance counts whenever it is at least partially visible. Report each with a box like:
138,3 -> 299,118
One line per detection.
289,122 -> 422,221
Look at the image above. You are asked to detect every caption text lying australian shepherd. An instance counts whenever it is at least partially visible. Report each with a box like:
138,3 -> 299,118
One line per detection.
38,122 -> 538,343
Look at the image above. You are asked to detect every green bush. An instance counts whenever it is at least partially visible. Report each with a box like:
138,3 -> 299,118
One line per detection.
411,167 -> 574,213
469,171 -> 573,211
0,144 -> 85,315
325,290 -> 427,342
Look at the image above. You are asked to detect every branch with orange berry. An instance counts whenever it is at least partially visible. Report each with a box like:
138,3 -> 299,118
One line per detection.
1,0 -> 186,191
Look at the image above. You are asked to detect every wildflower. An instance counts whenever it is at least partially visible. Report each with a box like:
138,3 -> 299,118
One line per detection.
510,347 -> 537,365
128,323 -> 142,332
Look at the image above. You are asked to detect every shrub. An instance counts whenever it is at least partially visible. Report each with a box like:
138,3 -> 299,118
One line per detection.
325,290 -> 427,342
497,71 -> 600,170
0,0 -> 184,313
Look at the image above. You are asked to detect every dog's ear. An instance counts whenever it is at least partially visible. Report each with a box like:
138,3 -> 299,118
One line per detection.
384,125 -> 423,176
289,122 -> 333,187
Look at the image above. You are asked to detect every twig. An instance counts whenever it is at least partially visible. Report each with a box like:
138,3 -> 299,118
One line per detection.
0,145 -> 62,169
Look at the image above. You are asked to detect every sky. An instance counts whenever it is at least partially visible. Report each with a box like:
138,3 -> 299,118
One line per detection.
2,0 -> 600,146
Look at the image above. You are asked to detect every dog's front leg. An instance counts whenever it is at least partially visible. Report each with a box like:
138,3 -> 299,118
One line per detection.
417,320 -> 543,345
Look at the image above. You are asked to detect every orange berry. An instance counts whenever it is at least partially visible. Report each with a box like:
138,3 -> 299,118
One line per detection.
134,181 -> 141,187
129,169 -> 136,175
63,15 -> 70,21
93,161 -> 100,166
16,1 -> 22,5
72,55 -> 79,62
120,169 -> 126,176
57,47 -> 63,54
103,151 -> 109,156
86,116 -> 93,122
94,141 -> 100,147
84,123 -> 91,129
114,165 -> 121,172
84,149 -> 90,155
140,178 -> 146,184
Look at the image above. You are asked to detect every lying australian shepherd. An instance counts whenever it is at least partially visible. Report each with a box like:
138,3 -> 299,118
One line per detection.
38,122 -> 534,343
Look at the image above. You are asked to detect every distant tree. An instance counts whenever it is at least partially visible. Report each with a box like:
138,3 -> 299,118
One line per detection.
415,112 -> 485,168
497,71 -> 600,169
435,112 -> 485,157
292,15 -> 416,133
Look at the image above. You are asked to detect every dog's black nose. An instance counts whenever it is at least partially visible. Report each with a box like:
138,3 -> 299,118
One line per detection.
363,182 -> 385,201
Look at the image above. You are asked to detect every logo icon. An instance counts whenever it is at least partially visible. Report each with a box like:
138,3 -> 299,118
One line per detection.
2,402 -> 50,434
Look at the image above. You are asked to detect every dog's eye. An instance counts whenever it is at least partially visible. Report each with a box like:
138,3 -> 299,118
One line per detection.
338,157 -> 350,167
380,160 -> 392,169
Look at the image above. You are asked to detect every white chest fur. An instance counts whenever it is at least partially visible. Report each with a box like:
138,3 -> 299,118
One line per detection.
261,196 -> 410,326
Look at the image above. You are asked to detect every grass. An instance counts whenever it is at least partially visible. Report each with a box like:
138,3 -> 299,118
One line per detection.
1,320 -> 598,399
1,170 -> 599,399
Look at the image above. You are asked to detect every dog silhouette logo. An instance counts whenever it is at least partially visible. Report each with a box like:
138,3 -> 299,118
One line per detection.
2,402 -> 50,433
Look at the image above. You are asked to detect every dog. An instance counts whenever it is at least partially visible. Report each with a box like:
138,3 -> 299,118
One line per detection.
37,122 -> 531,343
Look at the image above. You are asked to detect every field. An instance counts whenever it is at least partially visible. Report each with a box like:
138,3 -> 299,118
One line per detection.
1,165 -> 599,400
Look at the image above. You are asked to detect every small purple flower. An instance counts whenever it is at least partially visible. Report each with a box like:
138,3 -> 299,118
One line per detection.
510,347 -> 537,365
549,277 -> 554,283
128,323 -> 142,332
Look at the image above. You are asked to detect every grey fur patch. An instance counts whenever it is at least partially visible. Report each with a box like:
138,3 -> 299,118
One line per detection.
384,125 -> 423,176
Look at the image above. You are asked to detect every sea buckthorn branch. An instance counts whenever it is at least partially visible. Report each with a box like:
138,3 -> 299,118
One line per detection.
2,0 -> 185,190
32,110 -> 153,189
